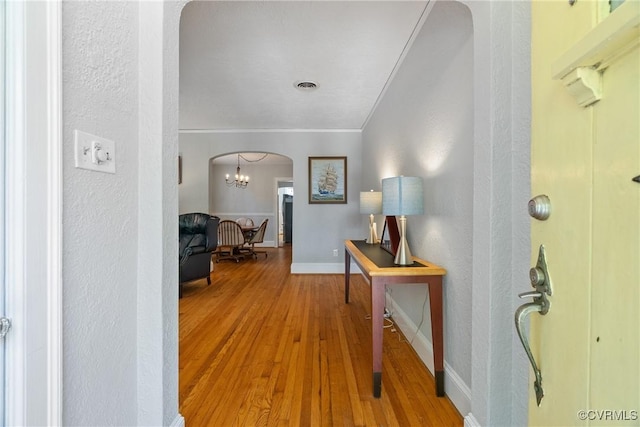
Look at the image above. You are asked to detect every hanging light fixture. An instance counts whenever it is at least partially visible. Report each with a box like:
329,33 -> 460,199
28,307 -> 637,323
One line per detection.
225,154 -> 249,188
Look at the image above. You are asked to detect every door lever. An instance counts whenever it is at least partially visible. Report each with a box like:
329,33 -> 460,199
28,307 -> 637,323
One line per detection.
515,301 -> 545,406
519,291 -> 542,299
515,245 -> 552,406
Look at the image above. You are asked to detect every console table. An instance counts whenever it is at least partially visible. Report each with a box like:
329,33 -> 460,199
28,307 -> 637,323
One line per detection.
344,239 -> 447,398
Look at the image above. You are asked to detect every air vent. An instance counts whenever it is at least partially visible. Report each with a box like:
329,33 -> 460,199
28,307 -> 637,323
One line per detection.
295,81 -> 318,90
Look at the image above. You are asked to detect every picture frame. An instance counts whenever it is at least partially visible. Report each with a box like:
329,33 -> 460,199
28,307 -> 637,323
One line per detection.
178,156 -> 182,184
308,156 -> 347,204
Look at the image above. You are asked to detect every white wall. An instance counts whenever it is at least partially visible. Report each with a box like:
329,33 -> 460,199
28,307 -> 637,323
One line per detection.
363,1 -> 531,425
362,0 -> 474,414
464,1 -> 531,426
179,131 -> 363,268
62,1 -> 139,425
61,1 -> 183,425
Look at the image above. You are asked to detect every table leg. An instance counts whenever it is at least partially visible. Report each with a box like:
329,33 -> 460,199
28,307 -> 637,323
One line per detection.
344,250 -> 351,303
429,276 -> 445,396
371,278 -> 385,397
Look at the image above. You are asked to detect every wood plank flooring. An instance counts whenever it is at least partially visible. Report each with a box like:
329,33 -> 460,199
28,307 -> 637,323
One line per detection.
179,245 -> 463,426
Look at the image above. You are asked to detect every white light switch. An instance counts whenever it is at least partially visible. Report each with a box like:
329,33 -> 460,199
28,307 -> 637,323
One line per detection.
74,130 -> 116,174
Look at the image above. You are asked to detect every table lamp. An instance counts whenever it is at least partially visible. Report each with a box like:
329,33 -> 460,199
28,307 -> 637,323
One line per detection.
382,176 -> 424,265
360,190 -> 382,244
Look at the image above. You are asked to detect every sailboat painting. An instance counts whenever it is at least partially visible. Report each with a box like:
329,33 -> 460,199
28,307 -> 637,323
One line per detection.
308,156 -> 347,204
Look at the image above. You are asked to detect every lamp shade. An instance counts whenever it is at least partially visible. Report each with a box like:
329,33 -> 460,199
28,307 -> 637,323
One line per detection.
382,176 -> 424,216
359,190 -> 382,215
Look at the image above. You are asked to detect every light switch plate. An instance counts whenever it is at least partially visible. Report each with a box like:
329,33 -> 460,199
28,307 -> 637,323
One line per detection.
74,130 -> 116,174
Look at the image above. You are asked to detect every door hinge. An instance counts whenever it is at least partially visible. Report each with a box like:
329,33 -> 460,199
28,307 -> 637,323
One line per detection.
0,317 -> 11,338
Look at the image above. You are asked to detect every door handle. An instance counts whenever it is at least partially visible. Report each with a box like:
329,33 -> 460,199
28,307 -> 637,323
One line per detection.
515,245 -> 553,407
515,299 -> 545,406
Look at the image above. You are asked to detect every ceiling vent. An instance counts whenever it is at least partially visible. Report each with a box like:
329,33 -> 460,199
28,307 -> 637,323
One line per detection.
295,81 -> 318,90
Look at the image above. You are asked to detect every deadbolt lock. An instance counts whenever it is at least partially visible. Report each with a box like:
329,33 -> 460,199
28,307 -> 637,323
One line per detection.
529,267 -> 546,287
528,195 -> 551,221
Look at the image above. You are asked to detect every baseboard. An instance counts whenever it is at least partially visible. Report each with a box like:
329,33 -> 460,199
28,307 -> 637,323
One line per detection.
290,262 -> 344,274
387,296 -> 471,418
290,262 -> 364,274
170,413 -> 185,427
254,240 -> 276,248
464,413 -> 481,427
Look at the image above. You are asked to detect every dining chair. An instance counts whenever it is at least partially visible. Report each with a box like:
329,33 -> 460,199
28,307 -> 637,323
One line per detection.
240,219 -> 268,259
215,220 -> 246,263
235,217 -> 254,228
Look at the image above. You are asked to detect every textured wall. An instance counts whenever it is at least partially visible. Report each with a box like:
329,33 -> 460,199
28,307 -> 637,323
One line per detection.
207,161 -> 293,245
362,0 -> 474,397
464,1 -> 530,426
180,131 -> 363,266
208,162 -> 292,216
58,0 -> 530,425
62,1 -> 139,425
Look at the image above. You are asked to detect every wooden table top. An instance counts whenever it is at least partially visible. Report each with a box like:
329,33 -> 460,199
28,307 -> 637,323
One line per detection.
345,239 -> 447,277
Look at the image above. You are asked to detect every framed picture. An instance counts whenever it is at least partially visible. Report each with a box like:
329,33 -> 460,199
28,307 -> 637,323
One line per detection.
308,156 -> 347,204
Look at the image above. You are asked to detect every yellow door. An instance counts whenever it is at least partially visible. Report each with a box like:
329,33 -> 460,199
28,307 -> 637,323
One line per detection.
530,0 -> 639,425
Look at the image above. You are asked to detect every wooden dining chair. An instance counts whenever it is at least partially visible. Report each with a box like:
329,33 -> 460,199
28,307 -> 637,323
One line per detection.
240,219 -> 268,259
214,220 -> 246,263
235,217 -> 254,228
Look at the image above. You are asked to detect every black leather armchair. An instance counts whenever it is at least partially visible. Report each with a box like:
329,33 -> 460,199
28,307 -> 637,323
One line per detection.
179,213 -> 220,298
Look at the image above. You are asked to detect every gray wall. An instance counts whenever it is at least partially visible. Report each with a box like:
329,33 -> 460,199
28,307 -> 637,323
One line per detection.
362,0 -> 474,409
57,0 -> 530,425
208,161 -> 293,245
179,131 -> 363,268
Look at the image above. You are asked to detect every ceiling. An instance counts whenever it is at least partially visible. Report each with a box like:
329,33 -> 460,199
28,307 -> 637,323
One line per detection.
179,1 -> 429,131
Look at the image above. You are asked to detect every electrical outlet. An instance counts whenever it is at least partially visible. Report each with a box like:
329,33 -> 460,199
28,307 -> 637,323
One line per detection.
333,249 -> 339,257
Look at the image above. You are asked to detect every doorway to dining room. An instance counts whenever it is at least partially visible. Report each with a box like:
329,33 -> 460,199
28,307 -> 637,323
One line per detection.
208,152 -> 293,250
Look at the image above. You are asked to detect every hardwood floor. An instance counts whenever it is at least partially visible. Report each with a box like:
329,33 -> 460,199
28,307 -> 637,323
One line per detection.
179,245 -> 463,426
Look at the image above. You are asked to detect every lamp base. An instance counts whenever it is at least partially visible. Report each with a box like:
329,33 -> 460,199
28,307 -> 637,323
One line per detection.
393,215 -> 413,265
366,214 -> 378,244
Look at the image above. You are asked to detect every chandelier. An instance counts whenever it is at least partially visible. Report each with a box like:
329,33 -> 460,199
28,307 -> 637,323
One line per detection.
225,154 -> 249,188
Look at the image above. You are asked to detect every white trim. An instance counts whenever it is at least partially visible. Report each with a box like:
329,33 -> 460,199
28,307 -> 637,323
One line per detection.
179,128 -> 362,134
5,1 -> 27,424
212,212 -> 274,218
4,2 -> 62,424
45,1 -> 63,425
291,263 -> 364,275
170,414 -> 185,427
386,294 -> 471,418
274,176 -> 293,248
242,240 -> 275,248
290,263 -> 346,274
464,413 -> 482,427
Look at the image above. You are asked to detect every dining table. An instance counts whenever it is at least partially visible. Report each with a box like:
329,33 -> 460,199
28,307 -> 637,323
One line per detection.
240,225 -> 259,242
